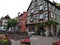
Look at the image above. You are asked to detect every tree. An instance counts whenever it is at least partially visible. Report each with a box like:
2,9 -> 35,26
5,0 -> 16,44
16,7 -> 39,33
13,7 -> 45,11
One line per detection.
7,19 -> 18,31
11,19 -> 18,31
7,20 -> 12,31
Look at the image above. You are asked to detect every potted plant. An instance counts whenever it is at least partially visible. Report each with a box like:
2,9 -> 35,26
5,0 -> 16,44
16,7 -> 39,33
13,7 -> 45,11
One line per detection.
20,37 -> 31,45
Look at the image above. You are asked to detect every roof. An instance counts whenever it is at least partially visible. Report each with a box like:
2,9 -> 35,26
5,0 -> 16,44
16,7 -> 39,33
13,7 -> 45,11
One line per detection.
27,0 -> 60,11
27,0 -> 33,11
44,0 -> 60,10
1,15 -> 11,19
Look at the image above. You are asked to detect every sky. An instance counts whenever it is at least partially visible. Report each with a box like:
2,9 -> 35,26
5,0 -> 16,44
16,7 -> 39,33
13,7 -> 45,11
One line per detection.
0,0 -> 60,19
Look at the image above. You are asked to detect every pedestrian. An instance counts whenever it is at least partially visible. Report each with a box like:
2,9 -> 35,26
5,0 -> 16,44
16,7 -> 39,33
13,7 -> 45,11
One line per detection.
45,31 -> 49,36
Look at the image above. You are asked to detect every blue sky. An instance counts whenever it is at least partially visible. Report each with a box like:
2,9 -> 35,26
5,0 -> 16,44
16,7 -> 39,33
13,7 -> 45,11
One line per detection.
0,0 -> 60,18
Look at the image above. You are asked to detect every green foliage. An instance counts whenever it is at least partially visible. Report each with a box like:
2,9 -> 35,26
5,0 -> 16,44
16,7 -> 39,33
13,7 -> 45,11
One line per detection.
46,20 -> 54,26
36,20 -> 55,27
47,20 -> 60,26
2,40 -> 8,45
11,19 -> 18,27
37,22 -> 46,27
54,22 -> 60,25
7,20 -> 12,29
2,39 -> 11,45
37,20 -> 60,27
7,19 -> 18,30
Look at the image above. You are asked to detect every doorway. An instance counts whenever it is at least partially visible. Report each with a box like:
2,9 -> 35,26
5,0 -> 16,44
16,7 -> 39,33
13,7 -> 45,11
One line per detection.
39,27 -> 46,36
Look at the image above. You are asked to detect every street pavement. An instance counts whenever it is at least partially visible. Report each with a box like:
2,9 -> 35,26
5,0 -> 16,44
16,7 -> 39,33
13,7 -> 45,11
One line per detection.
10,35 -> 60,45
10,39 -> 20,45
30,35 -> 60,45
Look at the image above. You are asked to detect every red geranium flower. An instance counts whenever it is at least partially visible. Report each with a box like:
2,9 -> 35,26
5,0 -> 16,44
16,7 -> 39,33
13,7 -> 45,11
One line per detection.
56,41 -> 60,45
20,38 -> 31,43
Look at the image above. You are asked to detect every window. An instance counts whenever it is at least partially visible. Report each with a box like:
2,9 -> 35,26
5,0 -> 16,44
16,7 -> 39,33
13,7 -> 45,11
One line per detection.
44,13 -> 48,20
51,12 -> 55,18
33,15 -> 37,19
43,3 -> 47,10
31,9 -> 34,13
30,15 -> 34,22
51,12 -> 54,18
30,18 -> 34,22
38,14 -> 43,19
39,5 -> 43,10
43,12 -> 48,20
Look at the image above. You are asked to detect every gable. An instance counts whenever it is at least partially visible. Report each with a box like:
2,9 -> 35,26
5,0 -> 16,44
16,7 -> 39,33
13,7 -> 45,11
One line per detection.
27,0 -> 33,11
